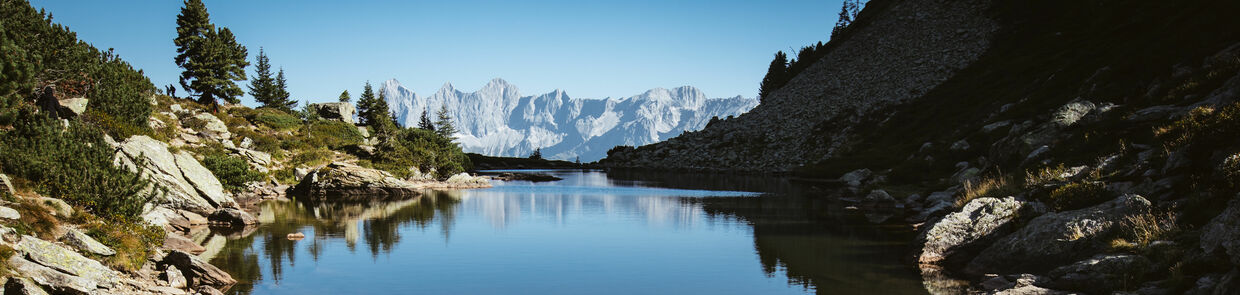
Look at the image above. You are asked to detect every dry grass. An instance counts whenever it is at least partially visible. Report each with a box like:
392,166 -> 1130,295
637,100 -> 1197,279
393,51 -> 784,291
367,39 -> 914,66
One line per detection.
1124,210 -> 1180,248
1026,164 -> 1072,186
957,174 -> 1020,207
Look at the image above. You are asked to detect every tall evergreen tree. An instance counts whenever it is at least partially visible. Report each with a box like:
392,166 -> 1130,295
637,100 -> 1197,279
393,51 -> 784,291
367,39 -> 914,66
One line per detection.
338,90 -> 351,102
434,104 -> 457,139
248,47 -> 281,108
417,108 -> 435,131
758,51 -> 788,102
356,81 -> 395,134
174,0 -> 248,107
272,67 -> 294,110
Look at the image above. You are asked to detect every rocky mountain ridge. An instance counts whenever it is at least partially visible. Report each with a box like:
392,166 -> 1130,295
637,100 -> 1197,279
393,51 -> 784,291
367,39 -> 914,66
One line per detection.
382,78 -> 756,161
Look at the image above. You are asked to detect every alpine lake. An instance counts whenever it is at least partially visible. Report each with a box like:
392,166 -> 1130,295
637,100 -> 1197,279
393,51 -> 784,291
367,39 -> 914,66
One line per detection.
206,169 -> 931,294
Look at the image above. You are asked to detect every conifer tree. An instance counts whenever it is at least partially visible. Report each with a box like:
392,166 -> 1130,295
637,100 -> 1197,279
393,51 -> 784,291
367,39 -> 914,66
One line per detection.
272,67 -> 294,110
758,51 -> 788,102
248,48 -> 282,108
174,0 -> 248,108
356,81 -> 395,134
338,90 -> 350,102
434,104 -> 457,139
418,108 -> 435,131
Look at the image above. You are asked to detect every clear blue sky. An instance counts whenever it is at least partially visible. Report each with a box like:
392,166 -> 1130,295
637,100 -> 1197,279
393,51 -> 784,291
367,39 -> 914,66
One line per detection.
30,0 -> 841,106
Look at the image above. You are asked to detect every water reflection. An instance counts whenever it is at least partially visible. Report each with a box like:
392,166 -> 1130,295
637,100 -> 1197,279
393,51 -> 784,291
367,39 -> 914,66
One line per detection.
209,170 -> 927,295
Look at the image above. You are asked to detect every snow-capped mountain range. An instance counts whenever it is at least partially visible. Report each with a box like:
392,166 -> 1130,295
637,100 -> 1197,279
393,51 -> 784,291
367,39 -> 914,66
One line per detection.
382,78 -> 757,162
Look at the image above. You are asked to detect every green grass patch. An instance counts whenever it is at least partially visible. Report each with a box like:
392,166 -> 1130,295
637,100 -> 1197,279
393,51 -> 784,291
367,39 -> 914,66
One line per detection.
199,152 -> 264,192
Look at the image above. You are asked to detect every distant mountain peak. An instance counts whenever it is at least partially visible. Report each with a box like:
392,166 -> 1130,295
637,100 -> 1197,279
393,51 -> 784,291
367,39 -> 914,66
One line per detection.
381,79 -> 757,161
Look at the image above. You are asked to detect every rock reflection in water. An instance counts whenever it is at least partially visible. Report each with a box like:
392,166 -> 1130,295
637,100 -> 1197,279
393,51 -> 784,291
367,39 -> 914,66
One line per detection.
208,191 -> 461,294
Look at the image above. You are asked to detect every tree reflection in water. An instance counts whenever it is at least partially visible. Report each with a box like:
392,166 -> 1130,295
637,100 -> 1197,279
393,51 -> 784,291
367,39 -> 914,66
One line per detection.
208,190 -> 462,293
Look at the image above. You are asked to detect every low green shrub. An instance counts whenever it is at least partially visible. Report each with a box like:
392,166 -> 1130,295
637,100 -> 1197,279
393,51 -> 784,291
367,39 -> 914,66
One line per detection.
77,213 -> 165,272
304,120 -> 364,150
249,107 -> 301,130
199,152 -> 264,192
372,128 -> 471,179
0,111 -> 154,219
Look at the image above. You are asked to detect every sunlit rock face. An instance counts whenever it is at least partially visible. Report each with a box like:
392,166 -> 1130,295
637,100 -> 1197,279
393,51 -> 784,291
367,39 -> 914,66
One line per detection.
382,78 -> 757,162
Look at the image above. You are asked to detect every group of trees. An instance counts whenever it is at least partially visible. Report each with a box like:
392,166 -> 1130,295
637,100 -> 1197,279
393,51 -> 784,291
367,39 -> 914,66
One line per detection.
176,0 -> 296,112
758,0 -> 866,101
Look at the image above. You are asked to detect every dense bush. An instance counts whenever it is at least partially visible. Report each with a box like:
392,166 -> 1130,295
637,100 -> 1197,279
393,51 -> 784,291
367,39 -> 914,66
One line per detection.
304,120 -> 364,149
0,0 -> 154,135
249,107 -> 301,130
0,111 -> 155,219
199,152 -> 264,192
373,128 -> 471,179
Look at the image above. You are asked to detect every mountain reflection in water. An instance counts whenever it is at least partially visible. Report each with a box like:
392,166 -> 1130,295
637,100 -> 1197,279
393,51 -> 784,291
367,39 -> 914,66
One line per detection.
209,170 -> 927,295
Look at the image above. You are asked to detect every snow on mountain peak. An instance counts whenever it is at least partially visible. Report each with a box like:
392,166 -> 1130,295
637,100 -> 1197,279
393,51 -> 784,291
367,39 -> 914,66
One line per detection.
382,78 -> 757,161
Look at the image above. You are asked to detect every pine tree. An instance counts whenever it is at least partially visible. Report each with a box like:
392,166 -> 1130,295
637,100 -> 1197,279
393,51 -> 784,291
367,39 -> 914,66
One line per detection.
356,81 -> 395,134
831,0 -> 865,39
529,148 -> 542,160
758,51 -> 788,102
338,90 -> 350,102
248,48 -> 278,107
418,108 -> 435,131
434,104 -> 457,139
272,67 -> 295,110
356,81 -> 375,123
174,0 -> 248,108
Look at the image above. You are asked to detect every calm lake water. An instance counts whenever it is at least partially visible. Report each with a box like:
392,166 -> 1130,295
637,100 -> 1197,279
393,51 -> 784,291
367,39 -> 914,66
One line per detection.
206,170 -> 928,294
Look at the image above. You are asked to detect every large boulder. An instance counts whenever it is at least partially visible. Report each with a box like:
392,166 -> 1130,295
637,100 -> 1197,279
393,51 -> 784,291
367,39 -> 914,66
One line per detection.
444,173 -> 491,188
228,147 -> 272,173
308,102 -> 356,124
965,194 -> 1152,275
116,136 -> 215,213
161,250 -> 236,287
173,151 -> 234,207
209,208 -> 257,227
1202,196 -> 1240,265
918,197 -> 1026,266
294,162 -> 422,200
14,235 -> 117,287
7,256 -> 97,295
1044,254 -> 1150,293
187,112 -> 231,140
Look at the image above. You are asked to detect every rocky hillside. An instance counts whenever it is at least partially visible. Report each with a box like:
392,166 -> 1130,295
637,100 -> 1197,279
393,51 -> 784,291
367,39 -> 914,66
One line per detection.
602,0 -> 997,171
604,0 -> 1240,293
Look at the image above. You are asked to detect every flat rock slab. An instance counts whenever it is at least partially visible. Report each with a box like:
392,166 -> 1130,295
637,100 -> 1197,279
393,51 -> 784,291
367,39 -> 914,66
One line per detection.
15,235 -> 117,286
60,228 -> 116,256
7,256 -> 97,295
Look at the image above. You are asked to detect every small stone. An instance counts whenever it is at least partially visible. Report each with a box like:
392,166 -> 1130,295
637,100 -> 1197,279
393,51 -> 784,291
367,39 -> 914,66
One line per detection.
287,232 -> 305,240
165,265 -> 188,289
0,206 -> 20,219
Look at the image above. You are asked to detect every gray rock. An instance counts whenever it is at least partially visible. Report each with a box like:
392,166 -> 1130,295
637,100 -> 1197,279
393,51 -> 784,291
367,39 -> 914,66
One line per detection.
862,190 -> 897,208
981,275 -> 1015,291
7,256 -> 97,295
163,233 -> 206,255
294,168 -> 312,182
294,162 -> 426,200
1045,254 -> 1150,293
918,197 -> 1025,265
57,97 -> 88,118
165,265 -> 188,289
839,169 -> 873,187
15,236 -> 116,287
161,250 -> 237,287
965,194 -> 1152,275
982,121 -> 1012,133
60,228 -> 116,256
4,276 -> 50,295
357,126 -> 370,138
117,136 -> 215,213
308,102 -> 356,124
173,151 -> 234,208
209,208 -> 257,227
188,113 -> 231,140
0,173 -> 16,196
952,167 -> 981,184
170,104 -> 185,114
0,206 -> 20,220
37,197 -> 72,217
1052,100 -> 1096,127
238,137 -> 254,149
445,173 -> 491,187
1202,196 -> 1240,265
951,139 -> 971,151
991,274 -> 1064,295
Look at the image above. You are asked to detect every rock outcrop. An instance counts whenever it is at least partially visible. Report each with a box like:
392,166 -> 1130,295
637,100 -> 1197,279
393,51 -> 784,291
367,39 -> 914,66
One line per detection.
965,194 -> 1152,275
918,197 -> 1027,266
294,162 -> 423,200
115,135 -> 234,213
161,250 -> 237,287
308,102 -> 356,124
